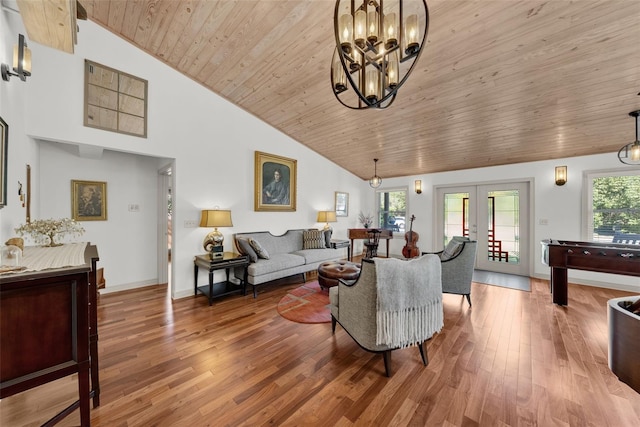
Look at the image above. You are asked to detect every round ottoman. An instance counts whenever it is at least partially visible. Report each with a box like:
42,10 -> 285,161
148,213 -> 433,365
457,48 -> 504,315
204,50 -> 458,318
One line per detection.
317,261 -> 361,291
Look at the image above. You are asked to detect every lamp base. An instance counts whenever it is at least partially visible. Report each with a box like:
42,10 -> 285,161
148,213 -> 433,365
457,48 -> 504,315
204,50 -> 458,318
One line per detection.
209,245 -> 224,259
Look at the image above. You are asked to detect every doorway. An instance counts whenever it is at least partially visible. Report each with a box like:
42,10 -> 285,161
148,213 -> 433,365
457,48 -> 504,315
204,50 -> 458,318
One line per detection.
435,181 -> 530,276
157,164 -> 174,297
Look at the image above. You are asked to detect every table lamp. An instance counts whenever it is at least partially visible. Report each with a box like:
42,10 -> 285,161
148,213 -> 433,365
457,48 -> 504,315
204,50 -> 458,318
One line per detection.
200,209 -> 233,259
317,210 -> 337,231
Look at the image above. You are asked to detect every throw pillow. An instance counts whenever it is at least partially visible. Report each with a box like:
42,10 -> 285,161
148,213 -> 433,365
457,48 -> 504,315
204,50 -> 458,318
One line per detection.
303,229 -> 325,249
323,229 -> 333,248
236,237 -> 258,263
441,240 -> 463,261
248,238 -> 270,259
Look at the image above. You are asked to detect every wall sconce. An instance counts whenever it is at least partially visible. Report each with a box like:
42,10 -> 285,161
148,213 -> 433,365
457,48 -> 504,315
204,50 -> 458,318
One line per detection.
1,34 -> 32,82
415,180 -> 422,194
200,208 -> 233,259
555,166 -> 567,186
317,210 -> 337,231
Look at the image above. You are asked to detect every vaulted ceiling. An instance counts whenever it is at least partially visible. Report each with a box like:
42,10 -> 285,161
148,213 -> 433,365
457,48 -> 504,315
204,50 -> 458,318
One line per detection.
18,1 -> 640,180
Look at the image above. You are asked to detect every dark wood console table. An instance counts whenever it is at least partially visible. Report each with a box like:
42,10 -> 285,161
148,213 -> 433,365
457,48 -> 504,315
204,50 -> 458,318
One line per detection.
348,228 -> 393,261
541,239 -> 640,306
0,244 -> 100,426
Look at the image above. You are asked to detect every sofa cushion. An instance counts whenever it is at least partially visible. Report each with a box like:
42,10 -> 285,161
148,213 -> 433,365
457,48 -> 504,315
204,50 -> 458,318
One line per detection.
247,253 -> 306,276
236,230 -> 304,255
249,238 -> 270,259
291,248 -> 339,264
303,230 -> 325,249
236,237 -> 258,263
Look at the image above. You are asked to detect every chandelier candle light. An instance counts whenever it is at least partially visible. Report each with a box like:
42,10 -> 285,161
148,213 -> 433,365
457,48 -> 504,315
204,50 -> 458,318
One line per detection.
331,0 -> 429,109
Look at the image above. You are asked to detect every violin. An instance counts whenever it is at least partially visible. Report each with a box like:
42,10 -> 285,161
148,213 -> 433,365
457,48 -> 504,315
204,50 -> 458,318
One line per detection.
402,214 -> 420,258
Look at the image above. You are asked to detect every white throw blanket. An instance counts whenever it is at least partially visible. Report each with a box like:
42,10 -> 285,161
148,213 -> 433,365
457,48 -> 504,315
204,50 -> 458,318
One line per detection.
20,242 -> 88,272
375,255 -> 443,348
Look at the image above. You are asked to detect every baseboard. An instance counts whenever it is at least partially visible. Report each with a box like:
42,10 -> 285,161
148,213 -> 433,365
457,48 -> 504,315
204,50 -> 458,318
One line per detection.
532,273 -> 640,294
99,279 -> 159,294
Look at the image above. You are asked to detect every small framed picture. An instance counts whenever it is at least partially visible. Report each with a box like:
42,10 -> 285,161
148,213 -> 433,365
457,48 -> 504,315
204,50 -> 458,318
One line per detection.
254,151 -> 297,212
71,180 -> 107,221
335,191 -> 349,217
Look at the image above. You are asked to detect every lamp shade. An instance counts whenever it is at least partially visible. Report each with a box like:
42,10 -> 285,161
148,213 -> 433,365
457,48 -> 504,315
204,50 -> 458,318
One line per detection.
317,210 -> 337,223
200,209 -> 233,228
555,166 -> 567,186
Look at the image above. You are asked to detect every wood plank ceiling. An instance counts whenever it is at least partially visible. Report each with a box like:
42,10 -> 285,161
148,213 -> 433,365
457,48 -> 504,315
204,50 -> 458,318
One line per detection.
35,1 -> 640,179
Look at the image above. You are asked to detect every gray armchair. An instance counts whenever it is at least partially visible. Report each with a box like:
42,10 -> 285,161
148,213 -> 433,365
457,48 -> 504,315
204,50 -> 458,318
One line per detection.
329,255 -> 443,377
423,236 -> 477,306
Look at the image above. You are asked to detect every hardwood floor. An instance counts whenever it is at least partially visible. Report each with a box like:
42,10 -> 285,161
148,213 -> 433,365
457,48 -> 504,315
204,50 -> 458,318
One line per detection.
2,273 -> 640,426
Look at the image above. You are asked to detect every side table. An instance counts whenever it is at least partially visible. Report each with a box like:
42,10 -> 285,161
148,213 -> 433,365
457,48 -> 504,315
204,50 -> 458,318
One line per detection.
330,239 -> 351,259
194,252 -> 249,306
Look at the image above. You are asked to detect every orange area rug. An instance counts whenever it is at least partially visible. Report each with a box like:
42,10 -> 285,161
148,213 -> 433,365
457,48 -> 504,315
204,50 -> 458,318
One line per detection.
277,281 -> 331,324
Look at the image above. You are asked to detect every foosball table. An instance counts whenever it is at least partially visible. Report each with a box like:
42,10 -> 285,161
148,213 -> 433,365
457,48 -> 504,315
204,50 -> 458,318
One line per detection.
541,239 -> 640,305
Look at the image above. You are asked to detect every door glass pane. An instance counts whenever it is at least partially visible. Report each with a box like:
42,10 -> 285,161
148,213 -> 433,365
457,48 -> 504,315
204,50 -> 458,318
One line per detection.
443,192 -> 469,247
488,190 -> 519,264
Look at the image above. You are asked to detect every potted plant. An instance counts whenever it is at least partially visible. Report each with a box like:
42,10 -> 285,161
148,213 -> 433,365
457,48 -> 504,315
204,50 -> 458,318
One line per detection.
15,218 -> 85,247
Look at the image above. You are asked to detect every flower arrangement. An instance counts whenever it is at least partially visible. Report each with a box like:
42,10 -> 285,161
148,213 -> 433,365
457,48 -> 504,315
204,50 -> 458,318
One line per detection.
358,211 -> 374,228
15,218 -> 85,247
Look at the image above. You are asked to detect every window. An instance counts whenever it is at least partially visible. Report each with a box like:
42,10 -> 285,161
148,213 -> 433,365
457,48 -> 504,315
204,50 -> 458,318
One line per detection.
375,187 -> 407,233
84,60 -> 148,137
584,169 -> 640,242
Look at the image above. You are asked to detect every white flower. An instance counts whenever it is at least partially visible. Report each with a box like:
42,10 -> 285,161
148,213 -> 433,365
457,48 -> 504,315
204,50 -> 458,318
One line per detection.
358,211 -> 374,227
15,218 -> 85,246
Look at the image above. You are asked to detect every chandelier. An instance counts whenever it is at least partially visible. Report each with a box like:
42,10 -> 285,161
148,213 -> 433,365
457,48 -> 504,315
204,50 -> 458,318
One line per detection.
331,0 -> 429,109
618,110 -> 640,165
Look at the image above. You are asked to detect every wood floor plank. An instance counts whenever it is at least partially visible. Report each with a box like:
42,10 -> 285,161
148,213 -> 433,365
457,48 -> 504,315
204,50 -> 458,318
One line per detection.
2,276 -> 640,426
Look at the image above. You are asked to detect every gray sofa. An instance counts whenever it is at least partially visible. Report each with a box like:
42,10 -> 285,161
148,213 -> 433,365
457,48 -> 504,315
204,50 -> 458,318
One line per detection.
233,229 -> 344,297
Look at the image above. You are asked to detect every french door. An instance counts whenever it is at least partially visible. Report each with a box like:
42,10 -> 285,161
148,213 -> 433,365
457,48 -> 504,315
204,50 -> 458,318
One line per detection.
435,181 -> 530,276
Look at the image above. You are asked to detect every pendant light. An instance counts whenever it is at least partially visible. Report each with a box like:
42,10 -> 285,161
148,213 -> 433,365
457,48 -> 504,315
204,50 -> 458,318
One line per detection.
618,110 -> 640,165
369,158 -> 382,188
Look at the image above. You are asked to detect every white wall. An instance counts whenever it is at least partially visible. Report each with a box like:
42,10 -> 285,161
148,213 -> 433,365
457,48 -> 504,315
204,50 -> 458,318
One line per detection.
37,142 -> 162,290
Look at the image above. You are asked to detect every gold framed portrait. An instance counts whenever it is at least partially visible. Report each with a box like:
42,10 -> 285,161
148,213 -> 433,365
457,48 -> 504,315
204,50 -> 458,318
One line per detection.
254,151 -> 297,212
72,180 -> 107,221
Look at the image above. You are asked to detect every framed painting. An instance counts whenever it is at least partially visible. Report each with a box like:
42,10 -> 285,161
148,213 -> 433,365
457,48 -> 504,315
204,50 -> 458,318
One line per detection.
71,180 -> 108,221
335,191 -> 349,217
0,116 -> 7,208
255,151 -> 297,212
